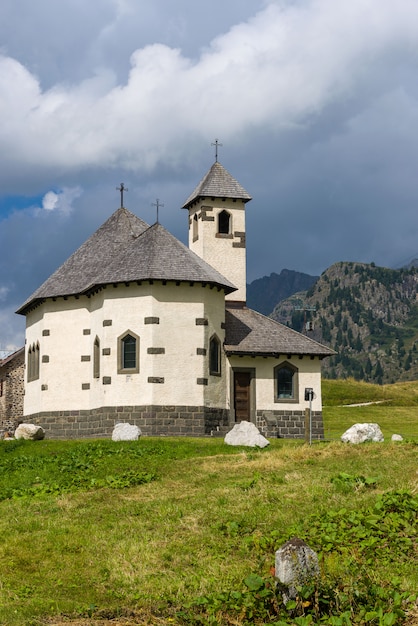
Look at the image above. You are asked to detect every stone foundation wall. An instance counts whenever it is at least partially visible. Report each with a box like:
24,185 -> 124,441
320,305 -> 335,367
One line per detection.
23,405 -> 230,439
256,409 -> 324,440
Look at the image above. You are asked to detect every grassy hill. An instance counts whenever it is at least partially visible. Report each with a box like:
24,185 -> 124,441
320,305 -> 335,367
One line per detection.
0,384 -> 417,626
322,376 -> 418,406
322,377 -> 418,442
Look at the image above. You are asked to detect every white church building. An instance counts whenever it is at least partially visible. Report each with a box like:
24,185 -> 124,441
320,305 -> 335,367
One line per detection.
17,161 -> 334,439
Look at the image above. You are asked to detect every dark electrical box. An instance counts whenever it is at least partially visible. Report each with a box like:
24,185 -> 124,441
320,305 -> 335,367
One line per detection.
305,388 -> 314,401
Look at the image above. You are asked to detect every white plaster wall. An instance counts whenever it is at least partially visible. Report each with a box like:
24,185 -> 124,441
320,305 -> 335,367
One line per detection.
24,299 -> 92,414
188,199 -> 247,301
226,355 -> 323,412
201,285 -> 228,409
24,281 -> 229,414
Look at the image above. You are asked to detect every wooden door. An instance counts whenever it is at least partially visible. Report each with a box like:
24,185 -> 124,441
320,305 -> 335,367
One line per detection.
234,371 -> 251,422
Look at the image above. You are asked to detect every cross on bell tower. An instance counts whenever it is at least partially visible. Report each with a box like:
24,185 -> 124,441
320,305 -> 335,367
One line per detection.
211,138 -> 223,162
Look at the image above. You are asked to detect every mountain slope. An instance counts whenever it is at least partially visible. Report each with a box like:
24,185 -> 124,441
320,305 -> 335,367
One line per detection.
270,261 -> 418,384
247,269 -> 318,315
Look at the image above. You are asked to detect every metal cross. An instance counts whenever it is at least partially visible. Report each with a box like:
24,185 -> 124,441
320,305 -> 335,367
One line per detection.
116,183 -> 128,208
152,198 -> 164,223
211,138 -> 223,162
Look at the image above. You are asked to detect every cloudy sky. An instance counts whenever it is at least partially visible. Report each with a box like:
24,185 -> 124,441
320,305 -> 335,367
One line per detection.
1,0 -> 418,350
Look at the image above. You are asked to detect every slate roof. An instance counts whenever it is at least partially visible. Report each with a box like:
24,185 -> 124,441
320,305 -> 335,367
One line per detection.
97,222 -> 237,290
224,306 -> 335,357
183,161 -> 252,209
17,207 -> 149,314
0,347 -> 25,367
17,209 -> 237,315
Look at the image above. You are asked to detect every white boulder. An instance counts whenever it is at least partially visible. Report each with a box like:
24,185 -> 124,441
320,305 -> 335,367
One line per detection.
224,421 -> 269,448
391,434 -> 403,442
14,423 -> 45,440
341,423 -> 384,444
112,423 -> 141,441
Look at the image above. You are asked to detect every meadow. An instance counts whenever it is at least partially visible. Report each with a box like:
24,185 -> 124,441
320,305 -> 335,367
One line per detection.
0,378 -> 416,626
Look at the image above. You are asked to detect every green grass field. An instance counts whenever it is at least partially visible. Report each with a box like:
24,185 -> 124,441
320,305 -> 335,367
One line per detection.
0,378 -> 417,625
322,377 -> 418,441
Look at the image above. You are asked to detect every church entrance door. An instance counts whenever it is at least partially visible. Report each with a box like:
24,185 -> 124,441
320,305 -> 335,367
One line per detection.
233,371 -> 251,422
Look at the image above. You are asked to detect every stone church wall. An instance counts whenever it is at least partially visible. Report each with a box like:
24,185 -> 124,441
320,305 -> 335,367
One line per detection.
0,349 -> 25,433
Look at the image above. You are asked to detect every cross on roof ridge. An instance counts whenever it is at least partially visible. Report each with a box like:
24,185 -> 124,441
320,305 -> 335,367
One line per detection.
116,183 -> 128,208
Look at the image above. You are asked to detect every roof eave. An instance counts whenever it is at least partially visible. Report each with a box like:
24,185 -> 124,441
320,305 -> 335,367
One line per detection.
224,348 -> 335,358
182,193 -> 252,210
17,278 -> 237,315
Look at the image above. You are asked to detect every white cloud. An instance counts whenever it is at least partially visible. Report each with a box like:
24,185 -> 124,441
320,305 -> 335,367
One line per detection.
41,187 -> 82,215
42,192 -> 59,211
0,0 -> 417,181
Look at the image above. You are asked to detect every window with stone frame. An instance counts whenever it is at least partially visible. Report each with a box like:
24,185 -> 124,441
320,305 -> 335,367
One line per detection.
274,361 -> 298,402
217,209 -> 231,235
93,336 -> 100,378
117,330 -> 140,374
193,213 -> 198,241
209,334 -> 221,376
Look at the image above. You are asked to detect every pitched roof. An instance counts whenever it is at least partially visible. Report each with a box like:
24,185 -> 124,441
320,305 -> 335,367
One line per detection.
182,161 -> 252,209
97,222 -> 237,291
17,207 -> 149,314
17,211 -> 237,315
224,306 -> 335,357
0,347 -> 25,367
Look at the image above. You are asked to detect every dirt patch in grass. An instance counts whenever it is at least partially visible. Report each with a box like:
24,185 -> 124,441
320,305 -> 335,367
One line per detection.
45,609 -> 171,625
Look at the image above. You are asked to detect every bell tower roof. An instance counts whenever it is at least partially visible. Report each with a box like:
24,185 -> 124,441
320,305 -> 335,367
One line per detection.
182,161 -> 252,209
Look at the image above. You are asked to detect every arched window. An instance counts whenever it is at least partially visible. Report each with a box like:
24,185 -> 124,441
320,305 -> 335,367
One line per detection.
34,343 -> 40,380
209,334 -> 221,376
118,330 -> 140,374
193,213 -> 198,241
27,342 -> 40,382
218,210 -> 231,235
93,336 -> 100,379
274,361 -> 298,402
27,345 -> 33,382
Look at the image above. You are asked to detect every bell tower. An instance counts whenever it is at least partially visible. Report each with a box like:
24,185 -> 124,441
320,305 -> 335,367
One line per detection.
182,161 -> 252,303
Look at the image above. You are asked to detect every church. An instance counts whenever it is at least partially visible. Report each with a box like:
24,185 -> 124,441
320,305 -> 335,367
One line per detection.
17,160 -> 334,439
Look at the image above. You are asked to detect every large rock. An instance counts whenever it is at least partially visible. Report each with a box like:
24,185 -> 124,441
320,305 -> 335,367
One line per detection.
112,423 -> 141,441
224,421 -> 269,448
275,537 -> 320,603
391,434 -> 403,442
341,423 -> 384,444
14,423 -> 45,440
